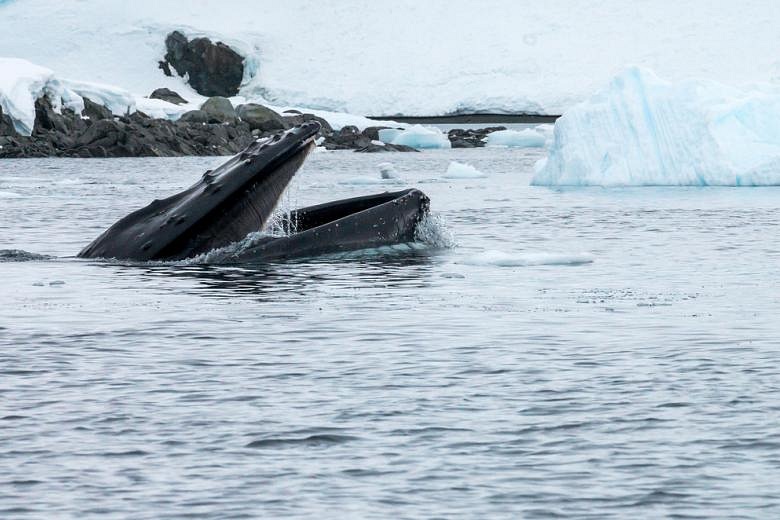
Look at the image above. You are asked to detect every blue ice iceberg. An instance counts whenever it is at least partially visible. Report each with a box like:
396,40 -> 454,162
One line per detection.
533,67 -> 780,186
383,124 -> 451,149
485,128 -> 545,148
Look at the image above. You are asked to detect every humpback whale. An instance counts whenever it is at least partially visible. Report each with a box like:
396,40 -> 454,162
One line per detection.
78,122 -> 430,262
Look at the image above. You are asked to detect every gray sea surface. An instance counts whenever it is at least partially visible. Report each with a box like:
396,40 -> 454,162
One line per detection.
1,148 -> 779,518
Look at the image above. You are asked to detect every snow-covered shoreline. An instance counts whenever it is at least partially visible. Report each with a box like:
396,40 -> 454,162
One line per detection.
3,0 -> 780,117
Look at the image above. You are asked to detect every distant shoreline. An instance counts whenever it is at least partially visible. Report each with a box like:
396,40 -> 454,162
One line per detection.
367,113 -> 560,124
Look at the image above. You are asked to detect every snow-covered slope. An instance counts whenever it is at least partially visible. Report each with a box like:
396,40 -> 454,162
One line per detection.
2,0 -> 780,117
533,67 -> 780,186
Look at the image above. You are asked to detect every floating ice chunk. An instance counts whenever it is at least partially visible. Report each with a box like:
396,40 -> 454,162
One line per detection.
389,125 -> 451,149
339,177 -> 385,185
485,128 -> 545,148
378,128 -> 402,143
378,162 -> 398,179
533,66 -> 780,186
460,250 -> 594,267
444,161 -> 486,179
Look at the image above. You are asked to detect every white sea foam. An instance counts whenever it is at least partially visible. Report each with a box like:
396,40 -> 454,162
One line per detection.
459,250 -> 594,267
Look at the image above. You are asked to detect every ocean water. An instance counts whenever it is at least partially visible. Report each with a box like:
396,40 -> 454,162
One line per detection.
1,148 -> 780,518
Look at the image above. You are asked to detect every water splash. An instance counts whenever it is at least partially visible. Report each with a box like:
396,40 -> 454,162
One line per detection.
0,249 -> 53,262
415,212 -> 456,248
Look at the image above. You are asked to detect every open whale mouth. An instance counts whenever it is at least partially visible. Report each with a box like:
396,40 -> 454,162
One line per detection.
79,122 -> 321,261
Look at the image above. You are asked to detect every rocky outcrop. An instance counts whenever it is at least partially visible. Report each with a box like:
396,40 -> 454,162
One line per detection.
0,97 -> 254,158
160,31 -> 244,97
200,96 -> 237,123
320,125 -> 419,152
1,96 -> 428,157
321,125 -> 370,150
282,111 -> 333,135
237,103 -> 286,132
149,88 -> 188,105
447,126 -> 506,148
0,105 -> 20,137
354,142 -> 418,153
361,126 -> 391,141
82,97 -> 113,121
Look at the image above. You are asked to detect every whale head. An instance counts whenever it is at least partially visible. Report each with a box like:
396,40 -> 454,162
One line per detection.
78,122 -> 321,260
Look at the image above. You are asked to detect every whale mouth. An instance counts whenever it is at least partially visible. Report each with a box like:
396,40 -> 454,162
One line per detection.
78,122 -> 321,261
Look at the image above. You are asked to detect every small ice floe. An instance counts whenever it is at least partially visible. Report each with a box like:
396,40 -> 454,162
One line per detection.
378,162 -> 398,179
444,161 -> 486,179
485,128 -> 546,148
339,176 -> 385,185
459,250 -> 594,267
381,125 -> 451,149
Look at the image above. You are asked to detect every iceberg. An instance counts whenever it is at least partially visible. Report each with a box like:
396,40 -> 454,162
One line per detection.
388,125 -> 451,149
444,161 -> 486,179
485,128 -> 545,148
533,67 -> 780,186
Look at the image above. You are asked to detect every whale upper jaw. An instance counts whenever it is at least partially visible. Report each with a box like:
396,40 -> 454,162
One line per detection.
78,121 -> 321,261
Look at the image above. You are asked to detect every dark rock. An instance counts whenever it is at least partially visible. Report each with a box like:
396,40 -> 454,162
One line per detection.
0,95 -> 256,159
200,97 -> 236,123
237,103 -> 285,132
355,143 -> 418,153
0,105 -> 19,137
361,126 -> 391,141
162,30 -> 244,97
447,126 -> 506,148
179,110 -> 211,124
321,125 -> 375,150
158,61 -> 173,77
82,97 -> 113,121
282,113 -> 333,136
149,88 -> 188,105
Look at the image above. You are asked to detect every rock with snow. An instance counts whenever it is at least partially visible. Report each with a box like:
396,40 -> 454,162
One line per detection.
149,88 -> 188,105
362,126 -> 391,140
0,105 -> 18,137
447,126 -> 506,148
81,97 -> 113,121
533,67 -> 780,186
162,31 -> 244,97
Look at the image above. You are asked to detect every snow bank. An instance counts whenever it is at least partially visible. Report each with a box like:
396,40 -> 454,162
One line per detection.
6,0 -> 779,116
534,67 -> 780,187
389,125 -> 451,149
444,161 -> 485,179
0,58 -> 56,134
0,57 -> 139,135
485,128 -> 545,148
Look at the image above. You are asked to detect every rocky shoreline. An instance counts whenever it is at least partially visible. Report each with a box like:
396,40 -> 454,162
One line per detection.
0,30 -> 518,159
0,91 -> 516,158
